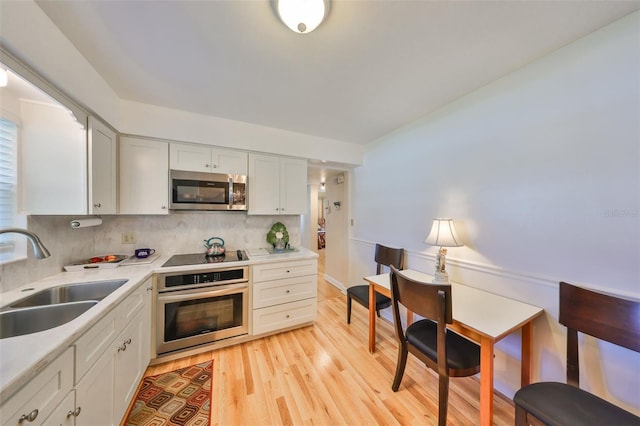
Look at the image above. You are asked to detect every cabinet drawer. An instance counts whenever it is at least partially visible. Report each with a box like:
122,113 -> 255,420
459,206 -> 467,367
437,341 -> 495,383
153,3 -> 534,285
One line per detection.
74,308 -> 118,384
253,275 -> 317,309
41,390 -> 75,426
252,259 -> 317,282
252,298 -> 317,335
1,348 -> 73,426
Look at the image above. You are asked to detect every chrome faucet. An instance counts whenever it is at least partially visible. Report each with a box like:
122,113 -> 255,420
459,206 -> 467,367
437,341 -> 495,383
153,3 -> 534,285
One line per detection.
0,228 -> 51,259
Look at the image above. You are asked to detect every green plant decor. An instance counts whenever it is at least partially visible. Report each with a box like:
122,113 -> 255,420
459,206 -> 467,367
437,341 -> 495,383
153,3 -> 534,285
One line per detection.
266,222 -> 289,247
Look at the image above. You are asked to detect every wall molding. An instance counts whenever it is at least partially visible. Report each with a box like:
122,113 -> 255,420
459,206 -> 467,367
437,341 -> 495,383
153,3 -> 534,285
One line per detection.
350,238 -> 639,300
350,237 -> 558,289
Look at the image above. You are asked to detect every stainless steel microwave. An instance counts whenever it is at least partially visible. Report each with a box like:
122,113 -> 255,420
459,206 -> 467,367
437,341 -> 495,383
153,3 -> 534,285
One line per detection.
169,169 -> 247,211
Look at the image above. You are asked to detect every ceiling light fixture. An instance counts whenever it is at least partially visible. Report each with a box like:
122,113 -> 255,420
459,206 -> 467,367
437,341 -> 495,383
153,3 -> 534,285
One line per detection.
274,0 -> 330,34
0,68 -> 8,88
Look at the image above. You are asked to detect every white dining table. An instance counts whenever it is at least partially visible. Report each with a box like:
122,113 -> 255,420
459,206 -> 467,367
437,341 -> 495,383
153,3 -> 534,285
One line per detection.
363,269 -> 544,426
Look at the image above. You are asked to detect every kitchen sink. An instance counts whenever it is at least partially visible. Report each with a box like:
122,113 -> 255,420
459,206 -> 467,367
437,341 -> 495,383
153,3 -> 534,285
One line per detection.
6,279 -> 128,309
0,301 -> 98,339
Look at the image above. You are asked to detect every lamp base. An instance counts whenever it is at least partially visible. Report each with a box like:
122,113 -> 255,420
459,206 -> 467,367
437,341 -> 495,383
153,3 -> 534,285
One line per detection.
432,271 -> 450,284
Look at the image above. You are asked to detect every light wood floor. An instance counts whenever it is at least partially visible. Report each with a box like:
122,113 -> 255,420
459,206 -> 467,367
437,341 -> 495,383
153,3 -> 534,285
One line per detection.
141,250 -> 515,425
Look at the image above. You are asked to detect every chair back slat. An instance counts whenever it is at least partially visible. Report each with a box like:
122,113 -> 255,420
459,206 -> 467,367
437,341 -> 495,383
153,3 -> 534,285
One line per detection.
375,244 -> 404,274
559,282 -> 640,353
390,266 -> 452,324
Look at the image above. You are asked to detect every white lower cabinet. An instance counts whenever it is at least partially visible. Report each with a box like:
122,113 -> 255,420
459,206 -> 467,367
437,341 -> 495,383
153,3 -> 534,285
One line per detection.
0,348 -> 74,426
75,348 -> 116,426
252,259 -> 318,335
74,280 -> 152,425
114,304 -> 151,418
3,279 -> 153,426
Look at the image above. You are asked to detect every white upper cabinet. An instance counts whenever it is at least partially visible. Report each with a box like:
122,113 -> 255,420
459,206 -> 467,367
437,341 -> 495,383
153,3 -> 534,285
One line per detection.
279,157 -> 308,214
248,153 -> 307,215
88,117 -> 116,214
21,100 -> 87,215
20,106 -> 117,215
119,137 -> 169,215
170,142 -> 248,175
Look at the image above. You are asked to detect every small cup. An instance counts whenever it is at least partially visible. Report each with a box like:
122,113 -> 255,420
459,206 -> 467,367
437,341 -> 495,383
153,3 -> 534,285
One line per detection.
135,248 -> 156,259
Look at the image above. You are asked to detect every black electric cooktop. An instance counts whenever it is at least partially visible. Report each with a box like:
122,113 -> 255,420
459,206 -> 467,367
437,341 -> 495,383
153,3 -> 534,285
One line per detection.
161,250 -> 248,267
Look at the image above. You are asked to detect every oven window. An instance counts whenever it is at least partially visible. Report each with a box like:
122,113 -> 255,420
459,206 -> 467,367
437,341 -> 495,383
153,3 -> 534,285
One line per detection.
164,293 -> 243,342
173,179 -> 228,204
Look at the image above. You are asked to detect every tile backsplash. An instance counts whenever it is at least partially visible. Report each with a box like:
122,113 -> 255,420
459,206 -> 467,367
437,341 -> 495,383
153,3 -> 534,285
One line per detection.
0,213 -> 300,293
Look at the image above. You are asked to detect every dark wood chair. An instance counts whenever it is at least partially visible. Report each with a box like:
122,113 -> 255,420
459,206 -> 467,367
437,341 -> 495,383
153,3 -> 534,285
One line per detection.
389,266 -> 481,426
346,243 -> 404,324
513,281 -> 640,426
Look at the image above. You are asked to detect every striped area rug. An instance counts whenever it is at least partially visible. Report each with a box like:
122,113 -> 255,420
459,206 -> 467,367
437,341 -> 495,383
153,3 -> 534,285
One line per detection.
123,360 -> 212,426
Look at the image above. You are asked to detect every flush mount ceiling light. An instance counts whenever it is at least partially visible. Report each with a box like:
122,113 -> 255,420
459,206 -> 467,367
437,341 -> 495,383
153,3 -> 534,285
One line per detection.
274,0 -> 330,34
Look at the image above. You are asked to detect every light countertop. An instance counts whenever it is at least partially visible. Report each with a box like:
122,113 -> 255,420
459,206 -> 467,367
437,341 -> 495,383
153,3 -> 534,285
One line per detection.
0,247 -> 318,403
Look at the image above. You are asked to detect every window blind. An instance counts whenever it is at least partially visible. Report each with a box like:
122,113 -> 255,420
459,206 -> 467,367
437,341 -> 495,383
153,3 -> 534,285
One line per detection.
0,118 -> 18,258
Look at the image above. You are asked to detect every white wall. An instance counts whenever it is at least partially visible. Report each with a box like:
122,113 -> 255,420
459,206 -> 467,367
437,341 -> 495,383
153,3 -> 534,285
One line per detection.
350,12 -> 640,413
324,173 -> 350,289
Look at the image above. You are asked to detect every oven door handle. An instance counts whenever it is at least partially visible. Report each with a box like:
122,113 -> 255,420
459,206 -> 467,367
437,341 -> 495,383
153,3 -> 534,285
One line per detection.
158,283 -> 247,302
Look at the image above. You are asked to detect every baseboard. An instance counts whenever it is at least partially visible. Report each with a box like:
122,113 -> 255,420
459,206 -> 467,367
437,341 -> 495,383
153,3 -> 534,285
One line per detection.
323,273 -> 346,293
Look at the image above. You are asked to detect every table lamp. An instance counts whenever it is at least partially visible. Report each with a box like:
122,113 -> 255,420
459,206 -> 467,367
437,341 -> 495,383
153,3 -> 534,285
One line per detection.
424,218 -> 463,284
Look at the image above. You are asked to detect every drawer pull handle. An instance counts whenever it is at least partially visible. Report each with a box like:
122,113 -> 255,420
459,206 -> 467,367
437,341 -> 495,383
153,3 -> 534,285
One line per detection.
286,290 -> 291,294
118,338 -> 132,352
286,270 -> 290,273
19,409 -> 38,422
67,407 -> 81,418
286,314 -> 290,319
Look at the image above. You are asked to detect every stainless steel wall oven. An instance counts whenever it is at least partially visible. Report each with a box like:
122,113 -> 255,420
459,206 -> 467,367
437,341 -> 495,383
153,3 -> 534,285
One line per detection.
155,265 -> 249,355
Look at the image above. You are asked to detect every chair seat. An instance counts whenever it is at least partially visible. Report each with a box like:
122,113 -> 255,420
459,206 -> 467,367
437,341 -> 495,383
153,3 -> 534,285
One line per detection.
514,382 -> 640,426
347,285 -> 391,310
406,319 -> 480,373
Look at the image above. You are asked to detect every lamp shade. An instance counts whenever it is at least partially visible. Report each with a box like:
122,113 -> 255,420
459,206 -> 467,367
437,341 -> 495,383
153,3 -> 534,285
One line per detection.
424,218 -> 463,247
275,0 -> 329,34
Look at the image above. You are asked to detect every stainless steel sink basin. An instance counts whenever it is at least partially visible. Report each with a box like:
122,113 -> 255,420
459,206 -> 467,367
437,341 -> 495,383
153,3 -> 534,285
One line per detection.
0,301 -> 98,339
7,279 -> 128,309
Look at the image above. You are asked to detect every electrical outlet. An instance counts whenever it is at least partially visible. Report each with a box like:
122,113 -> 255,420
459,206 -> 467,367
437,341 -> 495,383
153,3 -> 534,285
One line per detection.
121,232 -> 137,244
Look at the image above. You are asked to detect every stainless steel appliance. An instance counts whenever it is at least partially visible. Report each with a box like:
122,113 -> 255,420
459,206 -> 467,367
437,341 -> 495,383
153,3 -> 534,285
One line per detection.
169,169 -> 247,211
155,252 -> 249,355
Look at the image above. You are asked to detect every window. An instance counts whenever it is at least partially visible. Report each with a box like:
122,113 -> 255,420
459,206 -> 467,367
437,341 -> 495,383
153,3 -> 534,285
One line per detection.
0,117 -> 25,262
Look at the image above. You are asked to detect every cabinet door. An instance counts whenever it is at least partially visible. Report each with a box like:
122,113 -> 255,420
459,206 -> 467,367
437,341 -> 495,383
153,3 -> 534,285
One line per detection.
75,348 -> 116,426
88,116 -> 117,214
21,100 -> 87,214
170,142 -> 211,172
213,148 -> 248,175
248,153 -> 281,215
119,137 -> 169,214
113,309 -> 149,420
0,348 -> 74,426
279,157 -> 307,215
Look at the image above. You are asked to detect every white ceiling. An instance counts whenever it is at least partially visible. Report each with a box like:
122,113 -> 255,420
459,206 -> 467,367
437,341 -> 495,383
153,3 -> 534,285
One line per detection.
36,0 -> 639,147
